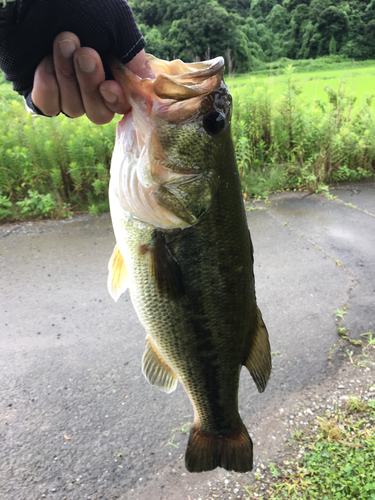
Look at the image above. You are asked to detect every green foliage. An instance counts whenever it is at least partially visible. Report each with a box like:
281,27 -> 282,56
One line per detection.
252,400 -> 375,499
88,204 -> 100,218
329,36 -> 337,56
131,0 -> 254,72
232,67 -> 375,197
0,194 -> 12,218
1,61 -> 375,220
129,0 -> 375,70
15,190 -> 56,218
0,95 -> 116,220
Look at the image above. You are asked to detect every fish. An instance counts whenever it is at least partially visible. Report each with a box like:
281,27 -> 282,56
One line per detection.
107,54 -> 271,473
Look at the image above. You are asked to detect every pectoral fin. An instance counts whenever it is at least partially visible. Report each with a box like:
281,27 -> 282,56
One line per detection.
244,307 -> 271,393
142,337 -> 178,393
150,231 -> 185,300
107,244 -> 128,302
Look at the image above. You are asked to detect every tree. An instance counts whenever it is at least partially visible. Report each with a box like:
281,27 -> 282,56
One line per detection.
139,25 -> 169,59
317,6 -> 349,54
250,0 -> 278,20
165,0 -> 251,70
329,35 -> 337,54
267,4 -> 290,33
216,0 -> 250,17
129,0 -> 375,71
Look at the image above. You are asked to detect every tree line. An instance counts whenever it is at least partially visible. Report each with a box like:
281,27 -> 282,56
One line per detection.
129,0 -> 375,72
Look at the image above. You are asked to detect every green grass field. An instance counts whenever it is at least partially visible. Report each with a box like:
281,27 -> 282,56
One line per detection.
229,65 -> 375,110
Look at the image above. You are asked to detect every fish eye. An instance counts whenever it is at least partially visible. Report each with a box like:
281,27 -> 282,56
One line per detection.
203,111 -> 226,135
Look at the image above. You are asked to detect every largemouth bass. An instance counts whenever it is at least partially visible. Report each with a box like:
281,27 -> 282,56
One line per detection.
107,55 -> 271,473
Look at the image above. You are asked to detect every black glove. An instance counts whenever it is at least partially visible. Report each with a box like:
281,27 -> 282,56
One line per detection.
0,0 -> 145,114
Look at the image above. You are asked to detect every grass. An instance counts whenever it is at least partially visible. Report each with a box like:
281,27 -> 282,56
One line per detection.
249,398 -> 375,499
1,57 -> 375,221
0,94 -> 116,219
167,417 -> 192,448
230,64 -> 375,198
230,65 -> 375,111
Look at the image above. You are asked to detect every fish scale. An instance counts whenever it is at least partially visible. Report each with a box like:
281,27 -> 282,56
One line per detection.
107,54 -> 271,472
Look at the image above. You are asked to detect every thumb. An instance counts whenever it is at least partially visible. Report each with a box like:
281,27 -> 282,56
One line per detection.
124,49 -> 154,79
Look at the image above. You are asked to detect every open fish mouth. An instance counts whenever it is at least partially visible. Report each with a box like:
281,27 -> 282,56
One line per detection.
109,55 -> 227,229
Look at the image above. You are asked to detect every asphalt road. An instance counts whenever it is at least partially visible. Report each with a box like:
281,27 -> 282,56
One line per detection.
1,180 -> 374,500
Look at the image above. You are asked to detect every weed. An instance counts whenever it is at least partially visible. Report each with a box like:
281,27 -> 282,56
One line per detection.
232,72 -> 375,198
2,66 -> 375,220
269,462 -> 281,477
167,434 -> 179,448
316,416 -> 344,442
15,190 -> 56,218
338,327 -> 348,339
253,402 -> 375,499
167,419 -> 192,448
291,429 -> 304,441
361,331 -> 375,349
335,309 -> 348,320
0,194 -> 12,218
346,395 -> 368,413
0,96 -> 116,220
88,204 -> 100,218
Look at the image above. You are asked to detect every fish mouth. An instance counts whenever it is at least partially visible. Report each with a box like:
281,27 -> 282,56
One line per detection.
109,56 -> 226,229
110,54 -> 225,102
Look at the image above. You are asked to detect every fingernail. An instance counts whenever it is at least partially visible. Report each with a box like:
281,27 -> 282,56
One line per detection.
77,54 -> 96,73
100,90 -> 118,104
59,39 -> 76,58
44,57 -> 55,74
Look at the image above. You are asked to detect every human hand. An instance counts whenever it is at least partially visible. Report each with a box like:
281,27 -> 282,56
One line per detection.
31,32 -> 154,124
0,0 -> 153,123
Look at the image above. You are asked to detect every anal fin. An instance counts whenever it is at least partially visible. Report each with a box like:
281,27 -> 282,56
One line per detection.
142,337 -> 178,393
244,307 -> 271,393
107,244 -> 128,302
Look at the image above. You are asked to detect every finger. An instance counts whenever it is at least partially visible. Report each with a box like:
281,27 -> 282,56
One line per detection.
99,80 -> 131,115
125,49 -> 155,79
53,32 -> 84,118
31,56 -> 60,117
74,47 -> 114,125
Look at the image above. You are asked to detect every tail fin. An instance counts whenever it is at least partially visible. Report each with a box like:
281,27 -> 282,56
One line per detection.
185,421 -> 253,473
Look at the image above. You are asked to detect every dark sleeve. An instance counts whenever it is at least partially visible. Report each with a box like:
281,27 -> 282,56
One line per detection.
0,0 -> 145,113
